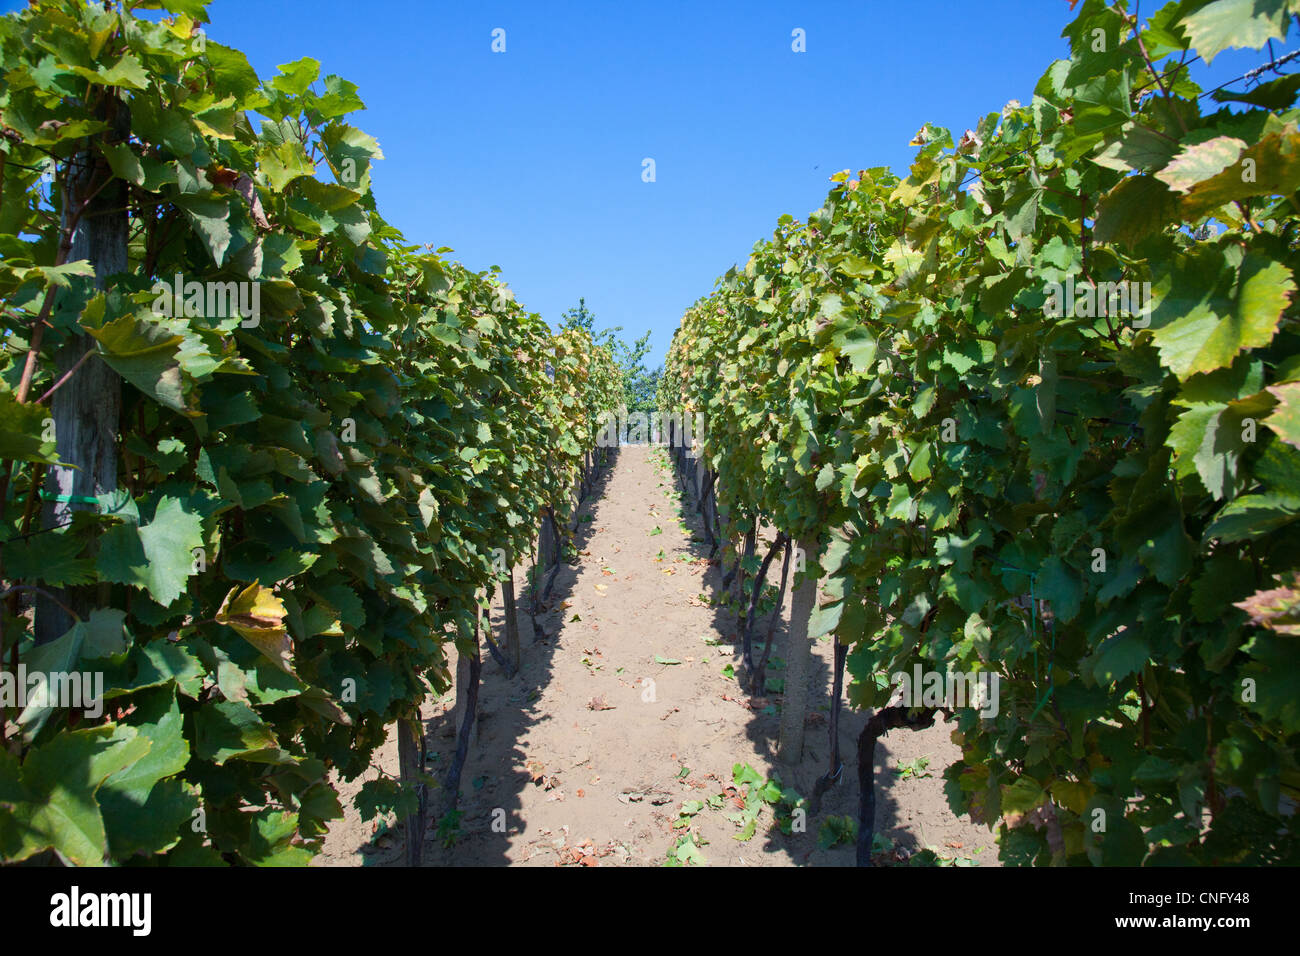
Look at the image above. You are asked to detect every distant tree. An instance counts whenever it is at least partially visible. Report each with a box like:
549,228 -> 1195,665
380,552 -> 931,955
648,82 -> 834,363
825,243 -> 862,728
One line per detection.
558,298 -> 661,413
558,297 -> 611,348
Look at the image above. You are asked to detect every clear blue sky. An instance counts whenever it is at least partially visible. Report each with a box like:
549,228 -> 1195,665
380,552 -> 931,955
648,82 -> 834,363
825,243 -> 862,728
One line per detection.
6,1 -> 1294,369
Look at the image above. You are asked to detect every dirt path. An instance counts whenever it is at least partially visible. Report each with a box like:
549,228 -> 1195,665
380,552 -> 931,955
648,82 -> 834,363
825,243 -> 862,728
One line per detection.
315,444 -> 998,867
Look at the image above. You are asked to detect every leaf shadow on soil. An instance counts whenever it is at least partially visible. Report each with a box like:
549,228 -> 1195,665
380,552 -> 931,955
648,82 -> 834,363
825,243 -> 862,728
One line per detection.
329,442 -> 992,867
665,450 -> 971,866
341,446 -> 623,866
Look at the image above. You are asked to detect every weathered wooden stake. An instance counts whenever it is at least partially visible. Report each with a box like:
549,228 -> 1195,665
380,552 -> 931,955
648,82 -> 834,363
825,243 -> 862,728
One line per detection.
501,568 -> 521,674
36,104 -> 127,644
777,536 -> 821,765
397,714 -> 427,867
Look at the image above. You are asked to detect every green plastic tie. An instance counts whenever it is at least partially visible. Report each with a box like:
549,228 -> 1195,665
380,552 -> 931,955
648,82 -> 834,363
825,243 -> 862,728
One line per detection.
39,490 -> 100,506
3,485 -> 100,507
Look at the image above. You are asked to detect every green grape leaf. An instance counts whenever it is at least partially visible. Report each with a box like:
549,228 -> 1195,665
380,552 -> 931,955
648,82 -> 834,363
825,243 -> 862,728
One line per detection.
1155,136 -> 1247,193
1089,628 -> 1150,685
1263,382 -> 1300,449
271,57 -> 320,97
99,686 -> 195,857
1203,493 -> 1300,542
193,700 -> 284,765
0,391 -> 60,464
1180,0 -> 1292,64
97,496 -> 205,607
84,313 -> 190,415
1093,175 -> 1180,245
1150,255 -> 1292,380
10,725 -> 150,866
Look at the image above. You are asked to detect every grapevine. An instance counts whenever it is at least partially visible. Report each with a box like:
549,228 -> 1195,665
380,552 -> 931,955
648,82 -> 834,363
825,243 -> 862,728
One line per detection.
0,0 -> 621,865
660,0 -> 1300,865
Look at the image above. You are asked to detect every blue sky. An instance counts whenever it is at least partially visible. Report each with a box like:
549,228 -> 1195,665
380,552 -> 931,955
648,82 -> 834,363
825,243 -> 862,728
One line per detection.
7,1 -> 1296,369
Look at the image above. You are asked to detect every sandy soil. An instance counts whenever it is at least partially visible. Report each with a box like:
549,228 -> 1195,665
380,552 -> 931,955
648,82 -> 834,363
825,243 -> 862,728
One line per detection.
314,444 -> 999,867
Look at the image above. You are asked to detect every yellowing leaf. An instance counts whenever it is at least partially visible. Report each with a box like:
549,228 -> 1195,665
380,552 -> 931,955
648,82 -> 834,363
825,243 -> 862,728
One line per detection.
216,583 -> 295,675
1000,776 -> 1045,815
1049,779 -> 1093,815
1155,136 -> 1246,193
1150,255 -> 1292,380
1264,381 -> 1300,449
1180,126 -> 1300,220
1181,0 -> 1292,64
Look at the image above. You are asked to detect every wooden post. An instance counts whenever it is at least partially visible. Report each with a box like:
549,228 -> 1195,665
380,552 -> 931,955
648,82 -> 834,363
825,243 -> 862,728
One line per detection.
778,536 -> 821,765
541,509 -> 562,600
538,514 -> 554,579
714,463 -> 733,570
501,565 -> 521,674
450,640 -> 474,737
36,104 -> 127,644
442,624 -> 481,820
734,520 -> 756,617
397,713 -> 427,866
